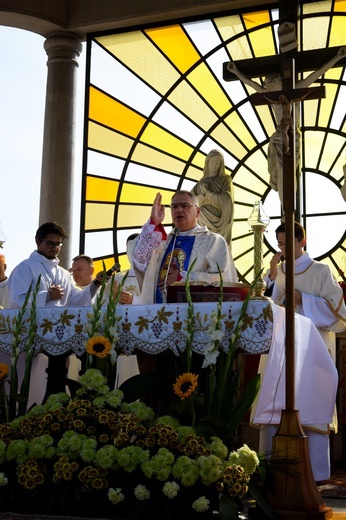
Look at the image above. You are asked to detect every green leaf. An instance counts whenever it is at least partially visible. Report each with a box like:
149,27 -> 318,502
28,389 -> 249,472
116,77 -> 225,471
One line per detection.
223,373 -> 260,435
248,480 -> 280,519
219,492 -> 240,520
119,372 -> 162,403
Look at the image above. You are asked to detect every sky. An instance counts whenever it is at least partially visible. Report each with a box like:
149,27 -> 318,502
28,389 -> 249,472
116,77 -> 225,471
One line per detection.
0,26 -> 86,276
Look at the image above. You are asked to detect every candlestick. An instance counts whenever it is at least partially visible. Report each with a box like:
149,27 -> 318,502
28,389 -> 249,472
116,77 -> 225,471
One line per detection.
247,201 -> 270,297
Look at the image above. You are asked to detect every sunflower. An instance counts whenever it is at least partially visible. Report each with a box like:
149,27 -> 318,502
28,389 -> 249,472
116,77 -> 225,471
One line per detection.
173,373 -> 198,400
0,363 -> 9,380
86,336 -> 113,358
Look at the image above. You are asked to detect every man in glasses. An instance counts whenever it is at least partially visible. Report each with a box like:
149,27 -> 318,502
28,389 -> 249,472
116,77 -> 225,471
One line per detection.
7,222 -> 99,308
133,191 -> 238,304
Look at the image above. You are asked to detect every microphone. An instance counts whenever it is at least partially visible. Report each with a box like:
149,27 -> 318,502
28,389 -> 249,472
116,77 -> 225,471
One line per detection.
162,229 -> 179,303
106,263 -> 121,276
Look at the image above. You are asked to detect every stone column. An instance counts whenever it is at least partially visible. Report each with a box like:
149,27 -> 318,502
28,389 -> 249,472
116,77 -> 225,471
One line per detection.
40,31 -> 83,269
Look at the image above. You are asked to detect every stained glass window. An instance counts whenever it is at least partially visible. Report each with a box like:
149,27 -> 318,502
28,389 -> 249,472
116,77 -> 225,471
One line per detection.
81,1 -> 346,283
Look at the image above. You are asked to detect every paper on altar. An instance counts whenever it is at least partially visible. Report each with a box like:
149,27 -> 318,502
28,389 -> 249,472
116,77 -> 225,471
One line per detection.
251,303 -> 338,426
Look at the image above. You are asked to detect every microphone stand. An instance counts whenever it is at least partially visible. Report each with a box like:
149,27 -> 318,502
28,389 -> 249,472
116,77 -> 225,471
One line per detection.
162,228 -> 179,303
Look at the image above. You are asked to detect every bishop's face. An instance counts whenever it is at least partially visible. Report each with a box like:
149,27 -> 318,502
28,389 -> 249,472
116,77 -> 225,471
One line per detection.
170,194 -> 201,232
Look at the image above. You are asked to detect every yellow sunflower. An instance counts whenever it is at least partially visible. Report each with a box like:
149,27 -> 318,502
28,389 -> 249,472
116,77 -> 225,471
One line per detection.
173,372 -> 198,400
0,363 -> 9,380
86,336 -> 112,358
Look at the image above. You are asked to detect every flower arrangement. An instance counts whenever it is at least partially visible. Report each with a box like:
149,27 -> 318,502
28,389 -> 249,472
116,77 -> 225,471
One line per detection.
0,277 -> 41,423
0,369 -> 261,519
0,265 -> 276,519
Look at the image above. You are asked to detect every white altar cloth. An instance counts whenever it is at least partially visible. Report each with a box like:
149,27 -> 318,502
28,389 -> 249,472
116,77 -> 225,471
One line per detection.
0,300 -> 273,357
251,303 -> 338,426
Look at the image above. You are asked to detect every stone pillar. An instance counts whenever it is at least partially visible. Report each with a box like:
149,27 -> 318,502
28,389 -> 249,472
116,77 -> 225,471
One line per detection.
40,31 -> 83,269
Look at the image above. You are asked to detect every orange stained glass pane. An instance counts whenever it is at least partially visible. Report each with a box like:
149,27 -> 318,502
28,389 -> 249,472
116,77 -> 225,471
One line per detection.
89,87 -> 145,137
334,0 -> 346,11
131,143 -> 186,172
85,203 -> 115,230
243,11 -> 271,30
330,17 -> 346,46
304,131 -> 325,169
86,176 -> 119,202
117,204 -> 156,227
120,182 -> 176,207
96,32 -> 180,95
226,35 -> 252,61
145,25 -> 200,74
88,122 -> 134,158
319,133 -> 345,173
225,112 -> 257,150
168,83 -> 218,130
140,122 -> 194,160
187,63 -> 231,116
318,84 -> 339,126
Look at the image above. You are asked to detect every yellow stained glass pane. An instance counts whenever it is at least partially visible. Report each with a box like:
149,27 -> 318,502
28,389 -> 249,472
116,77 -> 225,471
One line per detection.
93,259 -> 115,274
211,123 -> 246,158
119,183 -> 175,207
145,25 -> 200,74
89,87 -> 145,136
302,17 -> 328,50
303,99 -> 319,126
215,15 -> 243,43
334,0 -> 346,12
330,17 -> 346,46
318,84 -> 338,126
244,151 -> 269,183
319,133 -> 346,173
303,1 -> 332,14
249,27 -> 276,57
96,32 -> 180,95
304,131 -> 325,169
86,177 -> 119,202
226,35 -> 252,61
88,122 -> 134,157
117,205 -> 154,227
185,164 -> 204,182
141,123 -> 194,160
85,203 -> 115,230
168,83 -> 218,130
191,151 -> 208,169
187,63 -> 230,116
225,112 -> 257,150
131,143 -> 186,173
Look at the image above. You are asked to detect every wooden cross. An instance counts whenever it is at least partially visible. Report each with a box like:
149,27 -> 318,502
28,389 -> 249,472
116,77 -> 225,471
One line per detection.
223,1 -> 340,517
250,57 -> 325,412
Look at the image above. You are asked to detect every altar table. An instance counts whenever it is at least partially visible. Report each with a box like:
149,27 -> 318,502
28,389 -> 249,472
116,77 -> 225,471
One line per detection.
0,300 -> 338,427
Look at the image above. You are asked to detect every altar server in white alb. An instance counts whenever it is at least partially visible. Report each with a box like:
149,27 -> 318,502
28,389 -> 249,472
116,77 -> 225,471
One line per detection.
132,191 -> 238,304
258,221 -> 346,482
6,222 -> 101,407
7,222 -> 100,309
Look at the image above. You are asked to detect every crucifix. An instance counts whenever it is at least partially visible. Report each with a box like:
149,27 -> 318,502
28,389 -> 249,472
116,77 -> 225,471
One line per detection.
223,1 -> 345,518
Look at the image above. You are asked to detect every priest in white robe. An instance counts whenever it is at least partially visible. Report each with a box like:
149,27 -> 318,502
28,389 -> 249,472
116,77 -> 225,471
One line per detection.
254,221 -> 346,482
